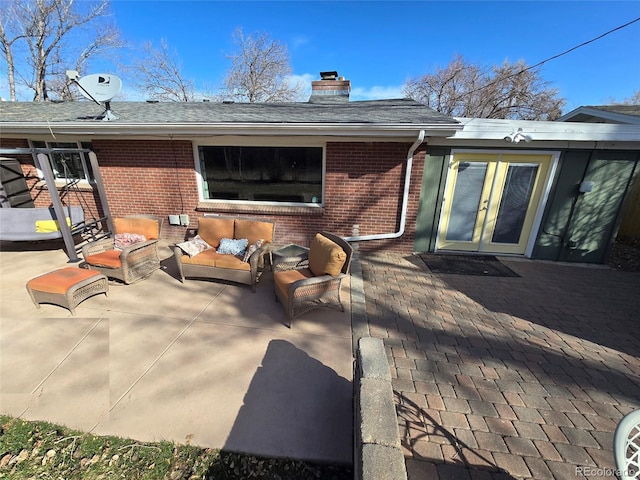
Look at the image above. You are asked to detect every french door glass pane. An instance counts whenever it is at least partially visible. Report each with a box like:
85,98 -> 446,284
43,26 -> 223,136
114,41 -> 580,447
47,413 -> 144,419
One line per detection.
446,162 -> 487,241
492,165 -> 538,244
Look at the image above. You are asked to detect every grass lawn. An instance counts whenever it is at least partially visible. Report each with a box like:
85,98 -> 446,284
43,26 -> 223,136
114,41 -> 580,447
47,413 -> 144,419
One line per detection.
0,416 -> 352,479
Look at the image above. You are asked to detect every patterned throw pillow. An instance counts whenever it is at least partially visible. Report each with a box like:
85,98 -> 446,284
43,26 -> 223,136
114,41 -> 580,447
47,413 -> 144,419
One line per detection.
114,233 -> 146,251
217,238 -> 248,256
242,239 -> 264,263
176,235 -> 212,257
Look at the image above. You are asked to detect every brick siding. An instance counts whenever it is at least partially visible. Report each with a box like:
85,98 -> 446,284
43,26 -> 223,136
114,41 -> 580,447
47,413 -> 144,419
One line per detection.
5,137 -> 425,253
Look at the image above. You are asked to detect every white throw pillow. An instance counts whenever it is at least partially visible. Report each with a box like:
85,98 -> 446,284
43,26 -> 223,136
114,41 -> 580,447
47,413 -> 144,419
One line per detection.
242,239 -> 264,263
177,235 -> 211,257
217,238 -> 248,256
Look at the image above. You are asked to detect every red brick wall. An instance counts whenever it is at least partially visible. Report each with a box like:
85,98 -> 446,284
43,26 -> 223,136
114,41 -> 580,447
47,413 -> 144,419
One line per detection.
92,139 -> 200,240
321,142 -> 424,252
5,137 -> 424,253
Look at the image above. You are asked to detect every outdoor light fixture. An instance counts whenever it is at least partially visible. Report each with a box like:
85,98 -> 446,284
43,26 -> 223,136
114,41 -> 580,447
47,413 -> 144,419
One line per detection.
504,128 -> 532,143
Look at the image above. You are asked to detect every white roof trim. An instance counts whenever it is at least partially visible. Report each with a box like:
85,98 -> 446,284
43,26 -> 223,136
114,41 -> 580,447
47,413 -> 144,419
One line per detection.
449,117 -> 640,142
0,122 -> 462,138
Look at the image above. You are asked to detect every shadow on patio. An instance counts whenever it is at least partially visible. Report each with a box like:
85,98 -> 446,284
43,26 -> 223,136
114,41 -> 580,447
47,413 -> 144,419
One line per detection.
359,252 -> 640,479
0,240 -> 354,466
224,339 -> 352,464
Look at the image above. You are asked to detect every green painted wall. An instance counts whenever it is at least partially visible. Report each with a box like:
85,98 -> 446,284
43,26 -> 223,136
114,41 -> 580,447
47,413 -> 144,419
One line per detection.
414,148 -> 449,252
533,150 -> 639,263
415,147 -> 639,263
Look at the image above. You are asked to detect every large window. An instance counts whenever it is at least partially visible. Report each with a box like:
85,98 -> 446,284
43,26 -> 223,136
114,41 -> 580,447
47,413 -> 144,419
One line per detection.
198,145 -> 323,204
31,141 -> 94,182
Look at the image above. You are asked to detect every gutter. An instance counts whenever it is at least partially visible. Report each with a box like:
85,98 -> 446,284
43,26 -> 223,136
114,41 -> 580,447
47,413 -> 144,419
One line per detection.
0,122 -> 460,138
343,129 -> 425,242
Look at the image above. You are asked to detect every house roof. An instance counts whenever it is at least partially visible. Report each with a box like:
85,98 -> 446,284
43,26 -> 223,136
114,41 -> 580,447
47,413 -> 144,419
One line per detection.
0,98 -> 462,138
557,105 -> 640,125
425,117 -> 640,147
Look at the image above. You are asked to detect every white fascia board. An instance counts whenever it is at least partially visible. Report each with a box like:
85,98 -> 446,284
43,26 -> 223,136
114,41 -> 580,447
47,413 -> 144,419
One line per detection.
0,122 -> 462,138
449,117 -> 640,142
428,138 -> 640,150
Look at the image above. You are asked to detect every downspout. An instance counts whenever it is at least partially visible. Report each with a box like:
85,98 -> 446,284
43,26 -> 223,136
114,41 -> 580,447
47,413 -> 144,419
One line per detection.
344,129 -> 425,242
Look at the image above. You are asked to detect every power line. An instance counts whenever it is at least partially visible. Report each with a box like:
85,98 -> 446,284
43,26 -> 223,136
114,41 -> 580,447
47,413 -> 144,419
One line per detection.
465,16 -> 640,97
525,16 -> 640,73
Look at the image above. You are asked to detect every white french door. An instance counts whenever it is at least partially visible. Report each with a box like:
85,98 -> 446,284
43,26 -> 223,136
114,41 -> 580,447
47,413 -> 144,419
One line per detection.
437,153 -> 554,255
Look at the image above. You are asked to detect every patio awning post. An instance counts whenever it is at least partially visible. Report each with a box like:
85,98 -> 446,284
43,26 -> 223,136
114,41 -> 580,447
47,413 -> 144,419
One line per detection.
88,152 -> 114,234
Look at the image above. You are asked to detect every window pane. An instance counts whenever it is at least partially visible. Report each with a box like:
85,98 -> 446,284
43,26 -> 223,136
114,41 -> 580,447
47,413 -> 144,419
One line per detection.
446,162 -> 487,241
199,146 -> 323,203
51,152 -> 85,180
48,142 -> 92,181
492,165 -> 538,244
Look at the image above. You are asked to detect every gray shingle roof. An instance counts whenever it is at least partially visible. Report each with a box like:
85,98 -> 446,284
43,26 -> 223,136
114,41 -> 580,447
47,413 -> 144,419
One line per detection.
557,104 -> 640,124
0,98 -> 458,125
588,105 -> 640,117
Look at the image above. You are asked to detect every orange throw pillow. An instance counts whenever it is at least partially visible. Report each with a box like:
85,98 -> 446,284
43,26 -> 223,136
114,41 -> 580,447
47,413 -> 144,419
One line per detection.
308,233 -> 346,277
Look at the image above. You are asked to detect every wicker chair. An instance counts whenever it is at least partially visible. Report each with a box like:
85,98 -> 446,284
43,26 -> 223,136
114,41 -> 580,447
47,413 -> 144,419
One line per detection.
273,231 -> 353,328
614,409 -> 640,480
82,215 -> 163,284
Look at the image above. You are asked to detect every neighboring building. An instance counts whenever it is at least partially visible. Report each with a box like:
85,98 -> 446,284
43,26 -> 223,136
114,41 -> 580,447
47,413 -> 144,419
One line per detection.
558,105 -> 640,125
558,104 -> 640,240
1,75 -> 639,264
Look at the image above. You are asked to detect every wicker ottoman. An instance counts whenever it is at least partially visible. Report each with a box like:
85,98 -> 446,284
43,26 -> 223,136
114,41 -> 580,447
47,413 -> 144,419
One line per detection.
26,267 -> 109,315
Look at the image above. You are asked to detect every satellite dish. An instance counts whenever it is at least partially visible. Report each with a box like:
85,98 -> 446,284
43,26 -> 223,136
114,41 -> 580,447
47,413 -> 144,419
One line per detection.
70,73 -> 122,121
77,73 -> 122,102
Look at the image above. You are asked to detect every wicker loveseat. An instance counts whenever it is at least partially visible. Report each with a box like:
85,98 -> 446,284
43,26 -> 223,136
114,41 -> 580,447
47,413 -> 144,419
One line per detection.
174,216 -> 274,292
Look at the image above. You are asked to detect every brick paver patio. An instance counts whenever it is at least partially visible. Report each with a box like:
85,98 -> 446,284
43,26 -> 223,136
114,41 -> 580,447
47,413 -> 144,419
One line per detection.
359,253 -> 640,479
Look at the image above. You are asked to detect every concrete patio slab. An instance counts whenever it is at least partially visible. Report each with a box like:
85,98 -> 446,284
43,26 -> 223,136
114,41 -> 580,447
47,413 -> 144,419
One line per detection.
0,240 -> 354,466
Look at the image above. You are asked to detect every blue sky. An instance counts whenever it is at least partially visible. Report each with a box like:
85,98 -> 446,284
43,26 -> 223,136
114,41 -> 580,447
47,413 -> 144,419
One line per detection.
6,0 -> 640,112
106,0 -> 640,111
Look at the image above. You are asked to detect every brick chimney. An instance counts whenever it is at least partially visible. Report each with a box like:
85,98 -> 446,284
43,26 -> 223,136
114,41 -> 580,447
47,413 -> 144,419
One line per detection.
309,71 -> 351,103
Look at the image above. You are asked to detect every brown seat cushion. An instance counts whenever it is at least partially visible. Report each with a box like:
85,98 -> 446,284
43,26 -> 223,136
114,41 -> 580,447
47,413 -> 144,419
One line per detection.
273,268 -> 314,300
179,249 -> 220,266
85,249 -> 122,268
28,267 -> 102,294
84,250 -> 122,268
234,219 -> 273,246
214,253 -> 251,271
114,217 -> 159,240
179,249 -> 251,271
197,218 -> 235,248
308,233 -> 347,277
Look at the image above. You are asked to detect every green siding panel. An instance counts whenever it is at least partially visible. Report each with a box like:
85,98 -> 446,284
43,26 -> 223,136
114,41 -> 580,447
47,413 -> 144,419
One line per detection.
414,148 -> 449,252
533,150 -> 639,263
533,151 -> 589,261
566,155 -> 637,263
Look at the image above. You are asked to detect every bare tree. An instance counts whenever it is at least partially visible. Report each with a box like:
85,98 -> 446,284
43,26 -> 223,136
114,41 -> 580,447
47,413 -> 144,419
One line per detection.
618,90 -> 640,105
404,55 -> 565,120
0,0 -> 121,102
221,28 -> 303,103
0,3 -> 24,101
127,39 -> 195,102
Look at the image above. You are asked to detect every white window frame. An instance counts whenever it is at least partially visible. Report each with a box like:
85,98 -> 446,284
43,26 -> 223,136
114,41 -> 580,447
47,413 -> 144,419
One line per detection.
29,140 -> 94,187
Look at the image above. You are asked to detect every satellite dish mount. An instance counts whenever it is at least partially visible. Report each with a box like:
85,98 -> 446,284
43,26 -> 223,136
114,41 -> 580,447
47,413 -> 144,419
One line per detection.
66,71 -> 122,121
